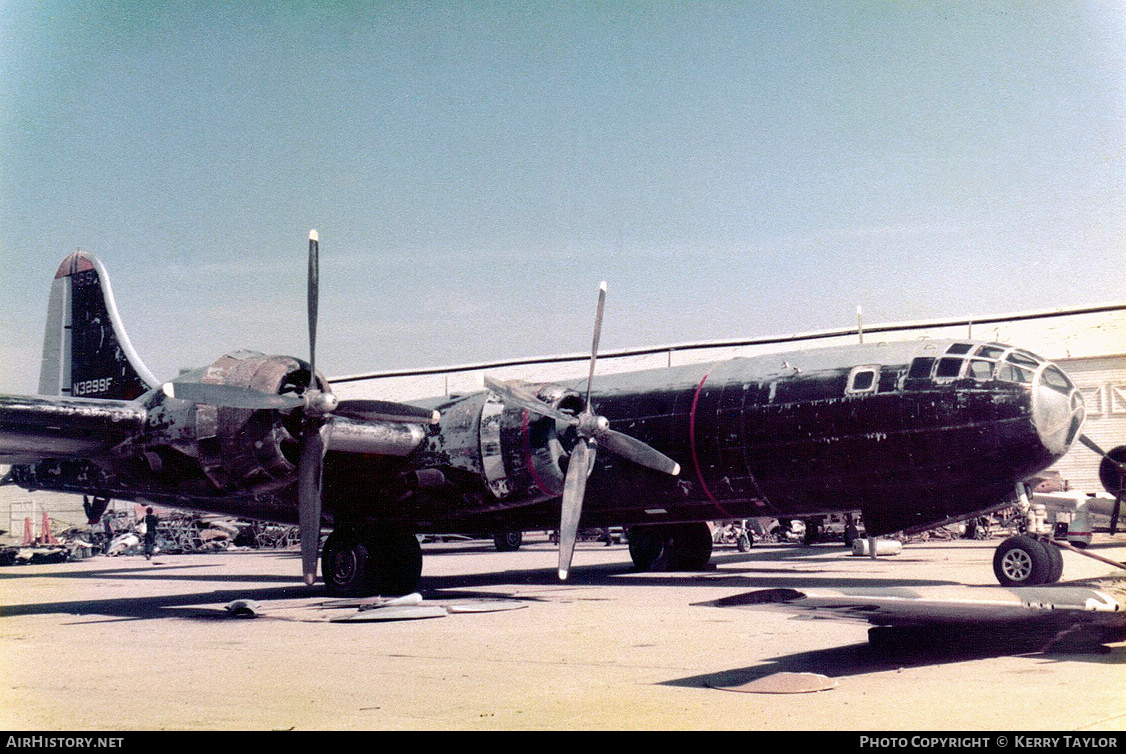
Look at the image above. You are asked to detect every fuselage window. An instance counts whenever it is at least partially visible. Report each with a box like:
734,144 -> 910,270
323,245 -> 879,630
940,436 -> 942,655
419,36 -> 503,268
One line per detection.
945,343 -> 974,355
847,366 -> 879,394
967,359 -> 995,380
1041,365 -> 1074,395
998,363 -> 1032,384
975,345 -> 1006,360
935,357 -> 964,380
907,357 -> 935,380
1006,350 -> 1040,370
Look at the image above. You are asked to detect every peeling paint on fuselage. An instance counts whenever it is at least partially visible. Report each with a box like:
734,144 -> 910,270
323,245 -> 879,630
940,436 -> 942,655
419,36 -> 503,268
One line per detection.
325,339 -> 1057,537
7,339 -> 1064,540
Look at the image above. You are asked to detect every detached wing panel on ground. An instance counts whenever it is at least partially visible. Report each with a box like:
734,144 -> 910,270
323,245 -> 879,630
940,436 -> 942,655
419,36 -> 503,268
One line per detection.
703,580 -> 1126,630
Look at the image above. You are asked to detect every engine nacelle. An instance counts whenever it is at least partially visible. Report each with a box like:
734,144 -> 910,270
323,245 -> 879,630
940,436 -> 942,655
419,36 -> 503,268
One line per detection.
424,383 -> 584,504
159,351 -> 320,491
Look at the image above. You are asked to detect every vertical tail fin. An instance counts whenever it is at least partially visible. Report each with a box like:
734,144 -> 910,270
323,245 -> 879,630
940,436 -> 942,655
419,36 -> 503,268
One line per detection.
39,252 -> 158,400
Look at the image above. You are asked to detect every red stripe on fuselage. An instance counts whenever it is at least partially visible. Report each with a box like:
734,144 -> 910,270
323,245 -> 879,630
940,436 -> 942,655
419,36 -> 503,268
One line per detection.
689,365 -> 731,518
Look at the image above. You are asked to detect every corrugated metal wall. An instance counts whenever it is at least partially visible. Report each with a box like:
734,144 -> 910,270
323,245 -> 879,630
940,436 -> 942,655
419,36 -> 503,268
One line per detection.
1053,355 -> 1126,492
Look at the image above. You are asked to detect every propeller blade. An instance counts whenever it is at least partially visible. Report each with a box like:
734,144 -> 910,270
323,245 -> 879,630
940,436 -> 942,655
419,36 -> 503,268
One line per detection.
297,422 -> 328,586
308,230 -> 319,378
599,428 -> 681,476
558,438 -> 592,580
584,281 -> 606,409
162,382 -> 304,411
1079,434 -> 1108,457
1081,435 -> 1126,491
335,399 -> 440,425
483,376 -> 577,426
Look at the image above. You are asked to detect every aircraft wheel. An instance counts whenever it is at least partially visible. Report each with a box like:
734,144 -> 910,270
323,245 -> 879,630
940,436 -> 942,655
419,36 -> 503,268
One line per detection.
322,531 -> 372,597
368,532 -> 423,596
493,530 -> 523,552
737,533 -> 752,552
992,535 -> 1052,587
668,522 -> 714,570
627,525 -> 666,571
1044,541 -> 1064,584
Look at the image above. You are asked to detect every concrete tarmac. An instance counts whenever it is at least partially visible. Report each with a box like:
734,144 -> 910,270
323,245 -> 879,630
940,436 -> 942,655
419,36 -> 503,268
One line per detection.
1,533 -> 1124,731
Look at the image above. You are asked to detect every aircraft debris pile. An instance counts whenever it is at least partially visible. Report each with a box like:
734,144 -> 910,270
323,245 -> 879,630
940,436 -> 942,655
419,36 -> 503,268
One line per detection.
0,510 -> 302,566
146,514 -> 301,555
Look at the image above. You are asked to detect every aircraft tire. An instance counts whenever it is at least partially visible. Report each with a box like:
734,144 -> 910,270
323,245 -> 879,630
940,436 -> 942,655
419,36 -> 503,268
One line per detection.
322,532 -> 372,597
992,535 -> 1052,587
1044,540 -> 1064,584
367,532 -> 423,597
668,522 -> 714,570
627,525 -> 666,571
493,531 -> 523,552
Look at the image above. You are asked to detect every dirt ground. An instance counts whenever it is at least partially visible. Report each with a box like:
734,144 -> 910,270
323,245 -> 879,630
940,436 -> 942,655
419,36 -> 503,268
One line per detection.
1,532 -> 1124,731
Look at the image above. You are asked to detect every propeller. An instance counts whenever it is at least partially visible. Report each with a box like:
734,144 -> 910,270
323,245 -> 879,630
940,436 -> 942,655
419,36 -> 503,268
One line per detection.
1078,435 -> 1126,535
484,282 -> 680,579
298,229 -> 329,585
164,231 -> 438,587
295,230 -> 437,585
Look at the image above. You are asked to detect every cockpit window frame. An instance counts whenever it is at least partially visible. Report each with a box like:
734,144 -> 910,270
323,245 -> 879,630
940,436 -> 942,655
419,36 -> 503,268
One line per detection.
934,357 -> 965,381
845,365 -> 881,395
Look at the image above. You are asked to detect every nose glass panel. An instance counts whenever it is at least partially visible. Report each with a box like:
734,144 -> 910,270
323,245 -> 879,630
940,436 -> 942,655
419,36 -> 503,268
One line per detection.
1030,363 -> 1085,456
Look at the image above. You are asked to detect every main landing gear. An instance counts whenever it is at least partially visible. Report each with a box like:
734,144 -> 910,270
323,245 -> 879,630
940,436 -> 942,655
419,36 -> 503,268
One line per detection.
627,522 -> 714,572
321,527 -> 423,597
991,484 -> 1064,587
987,480 -> 1126,586
992,534 -> 1063,586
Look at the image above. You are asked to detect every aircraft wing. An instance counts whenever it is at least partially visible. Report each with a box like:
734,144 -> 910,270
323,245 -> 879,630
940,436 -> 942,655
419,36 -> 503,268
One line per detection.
0,393 -> 147,464
700,580 -> 1126,630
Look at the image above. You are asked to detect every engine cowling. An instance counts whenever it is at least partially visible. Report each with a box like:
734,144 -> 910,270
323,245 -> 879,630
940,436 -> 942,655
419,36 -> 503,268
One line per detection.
419,382 -> 584,505
169,351 -> 319,490
495,383 -> 586,501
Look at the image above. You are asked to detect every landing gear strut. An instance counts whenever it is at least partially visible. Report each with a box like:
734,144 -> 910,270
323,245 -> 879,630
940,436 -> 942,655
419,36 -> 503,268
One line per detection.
321,528 -> 422,597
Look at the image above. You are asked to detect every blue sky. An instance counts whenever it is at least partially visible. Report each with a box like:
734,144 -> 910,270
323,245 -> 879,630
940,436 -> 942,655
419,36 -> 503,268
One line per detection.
2,2 -> 1124,393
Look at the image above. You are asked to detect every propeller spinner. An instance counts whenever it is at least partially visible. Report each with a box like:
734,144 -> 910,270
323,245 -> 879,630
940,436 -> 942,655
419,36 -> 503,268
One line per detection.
485,282 -> 680,580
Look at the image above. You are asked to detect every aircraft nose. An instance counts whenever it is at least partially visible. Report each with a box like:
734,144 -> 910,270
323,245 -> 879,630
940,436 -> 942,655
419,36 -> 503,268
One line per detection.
1031,365 -> 1085,458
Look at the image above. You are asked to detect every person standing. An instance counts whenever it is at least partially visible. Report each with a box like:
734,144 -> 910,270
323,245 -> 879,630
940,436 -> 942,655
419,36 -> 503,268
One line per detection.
142,507 -> 159,560
101,511 -> 114,554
